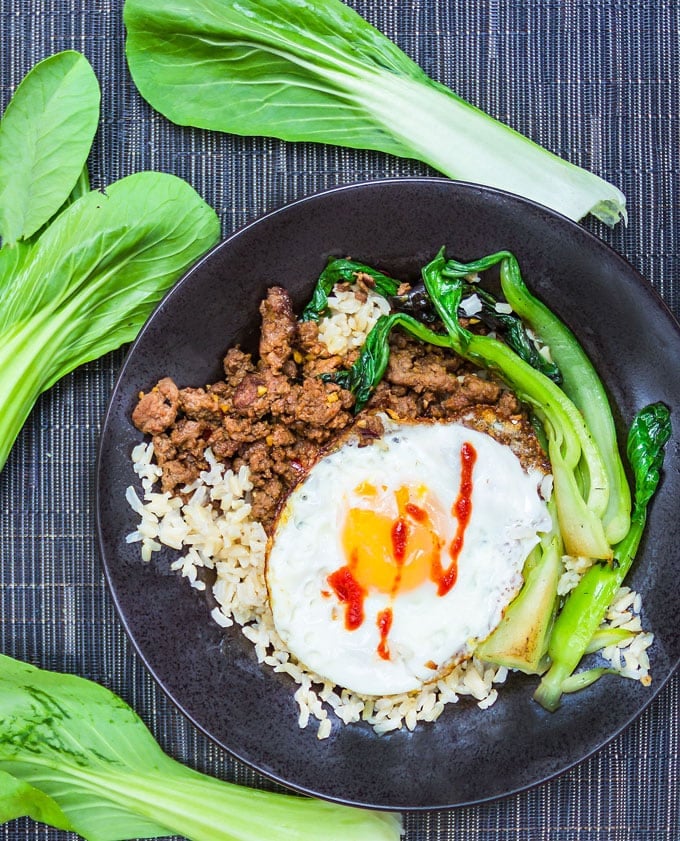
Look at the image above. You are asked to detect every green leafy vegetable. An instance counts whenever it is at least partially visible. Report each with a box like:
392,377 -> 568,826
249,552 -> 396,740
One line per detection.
463,287 -> 562,385
326,309 -> 448,409
585,627 -> 639,655
334,248 -> 614,559
302,258 -> 401,322
495,253 -> 632,544
0,51 -> 100,245
378,271 -> 563,383
0,53 -> 220,473
0,655 -> 403,841
0,172 -> 220,471
475,501 -> 563,674
559,667 -> 618,694
534,402 -> 671,711
123,0 -> 626,225
435,250 -> 631,543
319,252 -> 668,706
0,769 -> 75,830
423,249 -> 617,560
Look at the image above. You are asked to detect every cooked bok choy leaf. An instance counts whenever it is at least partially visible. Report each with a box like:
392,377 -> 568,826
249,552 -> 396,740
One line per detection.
123,0 -> 626,225
495,254 -> 632,544
439,250 -> 632,543
0,52 -> 220,473
534,402 -> 671,711
0,655 -> 403,841
302,258 -> 401,322
475,499 -> 563,674
439,258 -> 562,384
326,310 -> 450,409
332,248 -> 614,558
317,250 -> 663,706
316,257 -> 562,382
422,249 -> 614,560
464,288 -> 562,385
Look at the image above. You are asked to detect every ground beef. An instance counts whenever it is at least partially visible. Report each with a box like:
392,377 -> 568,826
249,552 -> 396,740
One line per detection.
179,388 -> 223,423
149,433 -> 176,465
223,347 -> 255,385
158,457 -> 202,493
132,285 -> 547,531
169,419 -> 210,458
132,377 -> 180,435
384,341 -> 465,392
258,286 -> 297,371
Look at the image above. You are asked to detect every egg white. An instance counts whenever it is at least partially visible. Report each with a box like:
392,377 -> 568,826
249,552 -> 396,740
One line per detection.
266,418 -> 552,697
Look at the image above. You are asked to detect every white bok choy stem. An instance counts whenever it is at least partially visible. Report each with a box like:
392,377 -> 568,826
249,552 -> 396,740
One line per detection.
0,654 -> 403,841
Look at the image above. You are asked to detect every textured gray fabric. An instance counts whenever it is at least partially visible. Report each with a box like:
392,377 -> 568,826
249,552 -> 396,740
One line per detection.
0,1 -> 678,839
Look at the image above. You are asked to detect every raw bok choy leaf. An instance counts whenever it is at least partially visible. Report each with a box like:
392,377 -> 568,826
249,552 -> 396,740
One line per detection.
0,51 -> 99,245
0,52 -> 220,473
0,654 -> 403,841
123,0 -> 626,225
0,769 -> 74,830
0,172 -> 220,472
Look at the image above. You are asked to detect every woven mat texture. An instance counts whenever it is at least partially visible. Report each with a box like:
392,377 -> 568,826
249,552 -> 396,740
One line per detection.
0,1 -> 678,839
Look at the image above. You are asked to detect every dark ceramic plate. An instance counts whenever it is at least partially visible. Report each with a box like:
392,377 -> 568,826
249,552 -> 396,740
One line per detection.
97,178 -> 680,810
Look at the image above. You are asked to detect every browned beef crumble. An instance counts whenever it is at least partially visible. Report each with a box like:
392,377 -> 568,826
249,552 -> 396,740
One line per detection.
132,286 -> 548,531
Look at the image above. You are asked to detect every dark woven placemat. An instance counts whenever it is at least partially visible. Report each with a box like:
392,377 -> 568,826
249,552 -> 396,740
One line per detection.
1,1 -> 678,839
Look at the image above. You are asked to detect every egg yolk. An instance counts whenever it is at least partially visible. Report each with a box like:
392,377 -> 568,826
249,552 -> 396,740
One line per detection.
341,483 -> 445,595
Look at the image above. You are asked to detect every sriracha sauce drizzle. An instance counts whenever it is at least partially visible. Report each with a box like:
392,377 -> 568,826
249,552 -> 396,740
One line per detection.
389,516 -> 408,597
432,441 -> 477,596
326,441 -> 477,656
327,562 -> 365,630
376,608 -> 393,660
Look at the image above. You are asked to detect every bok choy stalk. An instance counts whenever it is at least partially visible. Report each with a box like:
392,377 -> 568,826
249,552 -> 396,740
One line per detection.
0,655 -> 402,841
453,283 -> 562,385
534,402 -> 671,711
335,248 -> 613,559
421,249 -> 612,560
0,52 -> 220,473
499,255 -> 632,544
123,0 -> 626,225
475,498 -> 563,674
441,251 -> 631,544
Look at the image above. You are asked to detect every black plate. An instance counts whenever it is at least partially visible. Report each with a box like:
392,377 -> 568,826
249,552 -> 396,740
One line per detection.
96,178 -> 680,810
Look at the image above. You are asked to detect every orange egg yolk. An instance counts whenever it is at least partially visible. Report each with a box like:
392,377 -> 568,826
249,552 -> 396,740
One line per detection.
341,483 -> 445,596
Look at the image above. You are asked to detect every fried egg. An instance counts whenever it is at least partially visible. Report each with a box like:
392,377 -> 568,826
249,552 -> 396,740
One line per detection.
266,418 -> 552,697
